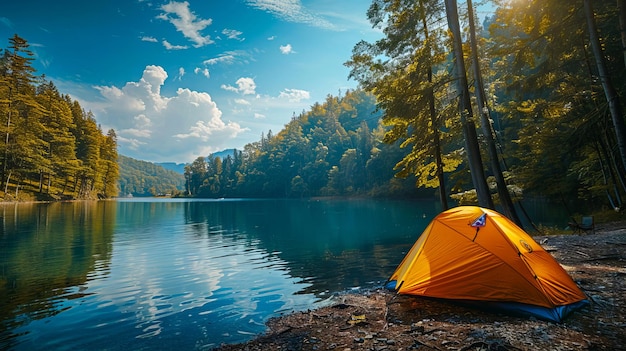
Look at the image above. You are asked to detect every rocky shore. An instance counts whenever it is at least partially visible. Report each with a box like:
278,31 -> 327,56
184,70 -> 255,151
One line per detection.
215,222 -> 626,351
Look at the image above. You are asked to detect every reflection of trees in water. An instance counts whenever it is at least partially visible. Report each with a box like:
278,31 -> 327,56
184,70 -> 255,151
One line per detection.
0,201 -> 116,346
182,199 -> 432,296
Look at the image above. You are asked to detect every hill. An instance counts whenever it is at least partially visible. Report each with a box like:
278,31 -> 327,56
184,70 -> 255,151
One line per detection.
156,162 -> 187,174
118,155 -> 186,197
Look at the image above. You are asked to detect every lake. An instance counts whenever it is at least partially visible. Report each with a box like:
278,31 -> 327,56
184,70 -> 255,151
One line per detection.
0,198 -> 567,350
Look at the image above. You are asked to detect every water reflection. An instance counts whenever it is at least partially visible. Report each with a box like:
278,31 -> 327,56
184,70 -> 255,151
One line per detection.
3,199 -> 358,350
182,199 -> 435,295
0,201 -> 116,350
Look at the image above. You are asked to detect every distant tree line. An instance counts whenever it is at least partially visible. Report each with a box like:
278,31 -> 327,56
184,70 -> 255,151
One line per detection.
184,90 -> 430,198
0,34 -> 119,200
118,155 -> 185,197
187,0 -> 626,217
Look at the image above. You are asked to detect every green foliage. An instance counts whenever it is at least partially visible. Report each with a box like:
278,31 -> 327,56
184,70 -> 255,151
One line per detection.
0,35 -> 119,200
186,90 -> 425,199
118,155 -> 184,197
487,0 -> 626,211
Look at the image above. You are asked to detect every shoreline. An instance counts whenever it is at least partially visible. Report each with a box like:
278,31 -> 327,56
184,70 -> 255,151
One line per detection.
215,223 -> 626,351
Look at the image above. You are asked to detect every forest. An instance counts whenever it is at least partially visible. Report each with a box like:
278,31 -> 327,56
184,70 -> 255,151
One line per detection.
0,35 -> 119,201
184,90 -> 427,199
118,155 -> 185,197
185,0 -> 626,223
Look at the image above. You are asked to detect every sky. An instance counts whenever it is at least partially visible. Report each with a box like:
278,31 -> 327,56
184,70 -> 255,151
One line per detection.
0,0 -> 382,163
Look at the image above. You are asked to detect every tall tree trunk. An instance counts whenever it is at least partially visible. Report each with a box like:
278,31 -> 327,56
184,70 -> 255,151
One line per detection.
14,175 -> 21,199
2,87 -> 13,193
584,0 -> 626,172
430,88 -> 448,210
39,170 -> 44,192
4,170 -> 12,195
47,172 -> 51,193
444,0 -> 494,208
421,6 -> 449,211
597,140 -> 624,209
466,0 -> 521,225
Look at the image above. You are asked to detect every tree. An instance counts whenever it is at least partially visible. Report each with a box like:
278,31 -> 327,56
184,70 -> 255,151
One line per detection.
583,0 -> 626,173
36,81 -> 78,194
0,34 -> 42,195
0,35 -> 119,200
188,156 -> 207,196
466,0 -> 520,224
100,129 -> 119,197
73,111 -> 102,198
444,0 -> 494,208
345,0 -> 455,209
488,0 -> 625,210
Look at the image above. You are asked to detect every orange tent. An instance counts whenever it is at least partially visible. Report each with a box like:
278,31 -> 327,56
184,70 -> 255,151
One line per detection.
387,206 -> 588,322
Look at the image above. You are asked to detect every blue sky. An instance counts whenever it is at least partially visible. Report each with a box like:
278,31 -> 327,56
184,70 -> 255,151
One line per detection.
1,0 -> 382,163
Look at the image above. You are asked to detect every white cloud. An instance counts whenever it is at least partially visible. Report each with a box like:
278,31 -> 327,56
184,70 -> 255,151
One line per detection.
176,67 -> 185,80
194,67 -> 210,78
220,84 -> 238,93
203,51 -> 250,65
95,85 -> 146,112
140,36 -> 158,42
267,36 -> 276,41
134,114 -> 152,128
244,0 -> 337,30
204,55 -> 234,65
222,28 -> 244,41
162,40 -> 188,50
116,135 -> 147,150
234,99 -> 251,105
254,113 -> 266,119
279,44 -> 294,54
221,77 -> 257,95
279,88 -> 310,102
158,1 -> 214,47
91,65 -> 246,162
122,127 -> 152,138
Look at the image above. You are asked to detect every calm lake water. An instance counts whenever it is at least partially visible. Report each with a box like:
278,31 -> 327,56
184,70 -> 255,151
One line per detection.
0,198 -> 567,350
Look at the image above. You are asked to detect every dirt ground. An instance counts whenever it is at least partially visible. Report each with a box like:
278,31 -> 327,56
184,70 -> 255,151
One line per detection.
215,222 -> 626,351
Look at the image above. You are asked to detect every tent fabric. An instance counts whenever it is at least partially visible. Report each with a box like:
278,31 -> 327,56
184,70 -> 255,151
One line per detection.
388,206 -> 588,322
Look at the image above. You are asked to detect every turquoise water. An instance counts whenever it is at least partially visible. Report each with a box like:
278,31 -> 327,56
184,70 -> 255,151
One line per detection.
0,198 -> 566,350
